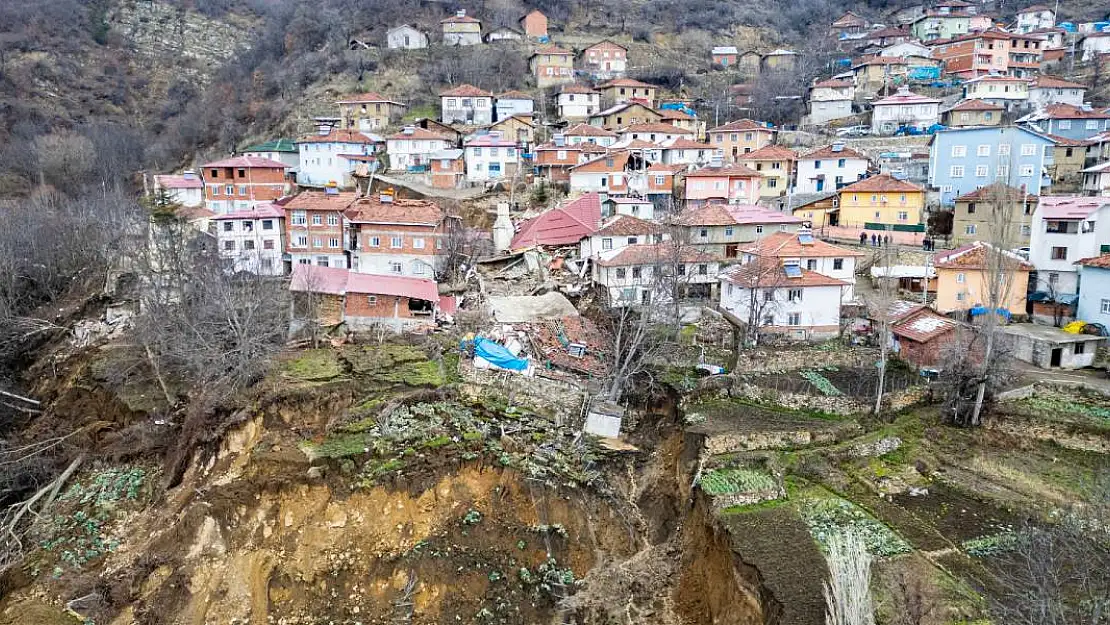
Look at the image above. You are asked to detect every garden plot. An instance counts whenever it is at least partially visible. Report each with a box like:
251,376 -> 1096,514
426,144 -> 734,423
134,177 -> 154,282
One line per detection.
738,365 -> 921,401
890,481 -> 1024,545
698,466 -> 783,511
684,399 -> 859,455
795,489 -> 912,558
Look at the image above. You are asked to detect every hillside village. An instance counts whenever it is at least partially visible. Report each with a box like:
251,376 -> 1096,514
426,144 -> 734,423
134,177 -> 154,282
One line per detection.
3,1 -> 1110,625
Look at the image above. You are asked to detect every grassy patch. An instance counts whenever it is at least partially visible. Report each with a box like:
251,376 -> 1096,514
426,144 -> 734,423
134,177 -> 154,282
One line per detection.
283,349 -> 344,381
301,432 -> 371,459
796,488 -> 912,557
342,345 -> 444,387
699,467 -> 777,496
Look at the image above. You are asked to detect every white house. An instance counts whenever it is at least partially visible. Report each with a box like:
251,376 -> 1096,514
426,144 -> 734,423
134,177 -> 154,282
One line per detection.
212,203 -> 285,276
1081,32 -> 1110,61
1080,161 -> 1110,196
617,123 -> 694,144
241,139 -> 300,172
386,126 -> 452,172
297,129 -> 379,188
602,196 -> 656,220
878,41 -> 932,59
495,91 -> 535,121
558,86 -> 602,120
1028,195 -> 1110,295
1015,5 -> 1055,33
440,84 -> 495,125
465,132 -> 519,182
808,79 -> 856,126
1028,76 -> 1089,108
579,214 -> 664,259
795,144 -> 870,194
564,123 -> 617,147
657,137 -> 720,167
593,244 -> 720,308
871,87 -> 941,135
738,230 -> 866,300
963,75 -> 1030,110
153,171 -> 204,207
387,24 -> 428,49
718,260 -> 848,342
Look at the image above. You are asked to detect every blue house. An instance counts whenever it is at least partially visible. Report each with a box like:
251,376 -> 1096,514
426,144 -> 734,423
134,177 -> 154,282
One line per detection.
1076,254 -> 1110,328
928,126 -> 1054,206
1018,103 -> 1110,141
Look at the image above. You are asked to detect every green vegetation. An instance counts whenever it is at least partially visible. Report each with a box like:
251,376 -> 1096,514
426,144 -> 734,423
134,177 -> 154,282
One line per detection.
797,492 -> 912,558
342,345 -> 445,387
800,370 -> 843,396
699,467 -> 777,496
962,531 -> 1020,558
283,349 -> 344,381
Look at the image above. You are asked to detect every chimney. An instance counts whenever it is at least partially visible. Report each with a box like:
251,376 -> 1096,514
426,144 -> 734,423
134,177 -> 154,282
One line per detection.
182,169 -> 197,180
456,9 -> 466,17
380,188 -> 395,203
554,133 -> 566,147
709,154 -> 724,168
496,202 -> 510,218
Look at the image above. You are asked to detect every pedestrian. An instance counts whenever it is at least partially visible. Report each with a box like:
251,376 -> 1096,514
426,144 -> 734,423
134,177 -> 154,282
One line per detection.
883,234 -> 890,247
870,233 -> 877,247
859,231 -> 867,246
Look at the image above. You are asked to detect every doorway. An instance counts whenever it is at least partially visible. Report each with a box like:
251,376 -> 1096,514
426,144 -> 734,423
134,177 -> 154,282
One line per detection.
1050,348 -> 1062,367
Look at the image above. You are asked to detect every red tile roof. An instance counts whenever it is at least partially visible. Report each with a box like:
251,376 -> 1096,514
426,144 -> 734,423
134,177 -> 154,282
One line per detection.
498,90 -> 534,100
839,173 -> 923,193
720,263 -> 847,287
658,108 -> 695,120
801,144 -> 868,160
585,40 -> 628,52
1075,253 -> 1110,268
872,89 -> 940,106
813,78 -> 854,88
1029,76 -> 1087,90
155,173 -> 203,189
684,163 -> 763,178
597,243 -> 713,267
934,241 -> 1033,270
283,190 -> 358,211
202,156 -> 288,169
739,144 -> 797,161
708,119 -> 775,133
298,129 -> 379,144
440,84 -> 493,97
620,122 -> 693,134
955,182 -> 1037,202
949,98 -> 1004,111
511,193 -> 602,249
661,138 -> 714,150
211,202 -> 285,220
387,127 -> 451,141
598,78 -> 657,89
335,92 -> 404,105
531,44 -> 572,55
560,84 -> 600,94
291,265 -> 439,302
892,308 -> 959,343
741,231 -> 865,258
675,204 -> 803,226
441,14 -> 480,23
592,214 -> 662,237
1042,103 -> 1110,120
571,152 -> 630,173
344,196 -> 444,226
565,123 -> 617,137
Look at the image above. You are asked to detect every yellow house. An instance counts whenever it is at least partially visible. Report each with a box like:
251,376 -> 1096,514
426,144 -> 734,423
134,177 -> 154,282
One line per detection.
487,115 -> 535,145
933,242 -> 1033,314
836,174 -> 925,228
337,92 -> 405,131
738,144 -> 796,198
597,78 -> 658,108
588,102 -> 662,130
707,119 -> 776,162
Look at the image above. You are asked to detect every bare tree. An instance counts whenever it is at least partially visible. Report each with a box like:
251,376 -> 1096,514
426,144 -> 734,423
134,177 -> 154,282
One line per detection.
823,530 -> 876,625
723,254 -> 789,350
870,228 -> 896,416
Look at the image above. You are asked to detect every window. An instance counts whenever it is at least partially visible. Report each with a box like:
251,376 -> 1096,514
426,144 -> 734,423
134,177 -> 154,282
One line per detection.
366,295 -> 378,306
951,165 -> 965,178
391,236 -> 403,248
1048,272 -> 1059,285
833,258 -> 843,270
262,219 -> 273,230
329,238 -> 340,248
292,211 -> 307,226
763,289 -> 774,302
1020,144 -> 1036,156
699,228 -> 708,238
221,240 -> 235,252
312,214 -> 323,225
898,211 -> 909,221
602,238 -> 613,250
788,288 -> 802,302
814,160 -> 822,169
631,266 -> 642,279
389,262 -> 403,274
296,235 -> 308,247
999,144 -> 1011,156
956,272 -> 966,283
763,314 -> 774,326
1019,165 -> 1035,177
312,237 -> 322,248
755,225 -> 763,234
654,175 -> 666,185
627,237 -> 638,245
998,164 -> 1010,178
615,268 -> 627,279
1101,299 -> 1110,314
698,264 -> 708,275
787,313 -> 801,326
1075,342 -> 1086,355
413,237 -> 425,249
975,165 -> 989,177
951,145 -> 967,157
725,226 -> 734,236
838,158 -> 846,168
243,240 -> 255,251
956,292 -> 966,302
328,214 -> 339,226
222,221 -> 233,232
264,240 -> 275,250
678,265 -> 686,276
965,224 -> 977,235
237,185 -> 247,196
1021,225 -> 1031,236
806,259 -> 817,270
1050,246 -> 1067,260
1086,120 -> 1099,130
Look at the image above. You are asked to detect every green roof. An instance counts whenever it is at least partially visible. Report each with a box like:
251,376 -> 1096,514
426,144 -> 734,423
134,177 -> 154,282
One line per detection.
240,138 -> 298,153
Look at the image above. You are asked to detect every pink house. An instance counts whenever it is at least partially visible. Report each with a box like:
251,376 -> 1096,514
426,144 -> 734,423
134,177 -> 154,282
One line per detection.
682,164 -> 764,207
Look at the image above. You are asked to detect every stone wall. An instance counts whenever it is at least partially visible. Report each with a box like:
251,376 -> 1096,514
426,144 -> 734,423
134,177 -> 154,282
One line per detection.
732,346 -> 880,374
458,362 -> 587,423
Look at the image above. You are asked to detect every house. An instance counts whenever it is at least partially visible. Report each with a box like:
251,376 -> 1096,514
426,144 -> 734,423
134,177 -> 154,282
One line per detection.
201,156 -> 288,214
597,78 -> 656,108
530,45 -> 575,88
795,144 -> 869,194
567,150 -> 664,198
836,174 -> 926,228
495,90 -> 535,121
675,203 -> 803,259
595,244 -> 719,307
1049,135 -> 1096,191
1080,161 -> 1110,195
962,75 -> 1029,110
656,138 -> 720,167
290,264 -> 444,332
876,40 -> 931,58
1076,253 -> 1110,327
943,99 -> 1004,127
1080,32 -> 1110,61
1029,196 -> 1110,295
284,190 -> 354,269
871,87 -> 941,135
718,259 -> 848,342
739,230 -> 865,299
933,241 -> 1033,314
761,49 -> 798,73
413,118 -> 464,146
1020,104 -> 1110,141
425,149 -> 465,189
876,151 -> 931,187
1015,4 -> 1055,33
1002,324 -> 1103,369
952,183 -> 1037,246
565,123 -> 618,146
807,79 -> 855,126
485,26 -> 522,43
519,9 -> 548,38
488,115 -> 535,147
783,191 -> 844,228
618,122 -> 693,144
582,41 -> 628,78
297,129 -> 379,188
712,46 -> 739,68
441,10 -> 481,46
683,162 -> 764,206
153,171 -> 204,207
1027,76 -> 1088,108
465,132 -> 519,182
1007,33 -> 1043,77
706,119 -> 775,161
911,9 -> 972,41
928,125 -> 1054,205
557,85 -> 601,120
387,25 -> 428,50
440,84 -> 495,125
737,145 -> 796,198
831,11 -> 869,37
345,192 -> 452,277
852,56 -> 911,93
736,50 -> 762,77
589,102 -> 663,130
658,107 -> 703,137
533,140 -> 605,183
510,193 -> 603,250
1027,27 -> 1068,52
579,214 -> 664,259
386,126 -> 452,172
930,30 -> 1011,79
601,197 -> 656,220
886,304 -> 962,369
212,202 -> 286,276
241,139 -> 300,171
337,92 -> 405,131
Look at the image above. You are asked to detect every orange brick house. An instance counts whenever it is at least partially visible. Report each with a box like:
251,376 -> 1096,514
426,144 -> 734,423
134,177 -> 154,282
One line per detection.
344,192 -> 455,278
425,149 -> 465,189
519,9 -> 548,38
284,189 -> 356,269
530,45 -> 575,88
534,141 -> 607,183
290,264 -> 446,332
201,156 -> 289,215
707,119 -> 776,161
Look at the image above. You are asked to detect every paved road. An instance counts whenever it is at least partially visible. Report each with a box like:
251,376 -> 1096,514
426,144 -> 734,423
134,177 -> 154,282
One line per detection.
1012,360 -> 1110,394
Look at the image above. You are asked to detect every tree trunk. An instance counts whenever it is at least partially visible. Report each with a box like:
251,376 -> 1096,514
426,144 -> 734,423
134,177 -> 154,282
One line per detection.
969,320 -> 995,426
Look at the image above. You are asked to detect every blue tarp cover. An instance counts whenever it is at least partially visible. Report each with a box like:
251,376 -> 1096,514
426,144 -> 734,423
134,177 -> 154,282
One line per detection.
969,306 -> 1012,320
472,337 -> 529,371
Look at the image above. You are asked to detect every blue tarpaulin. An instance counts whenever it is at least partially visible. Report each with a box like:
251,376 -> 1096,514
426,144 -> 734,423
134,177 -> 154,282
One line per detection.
471,338 -> 529,372
969,306 -> 1012,320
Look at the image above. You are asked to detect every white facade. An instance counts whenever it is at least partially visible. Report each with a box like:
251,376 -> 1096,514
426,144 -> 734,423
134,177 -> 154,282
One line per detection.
298,140 -> 377,187
808,99 -> 854,125
1028,84 -> 1088,108
387,25 -> 428,49
1081,34 -> 1110,61
795,156 -> 869,194
618,128 -> 691,144
352,252 -> 439,278
659,145 -> 720,167
579,229 -> 662,260
1029,200 -> 1110,295
495,97 -> 534,121
465,134 -> 519,182
718,278 -> 845,340
386,135 -> 451,172
1015,8 -> 1055,34
879,41 -> 932,58
153,175 -> 204,208
742,253 -> 859,300
441,95 -> 493,125
1081,165 -> 1110,196
605,197 -> 655,220
565,132 -> 615,147
243,149 -> 300,171
594,260 -> 719,308
964,79 -> 1030,108
214,215 -> 285,276
558,92 -> 601,120
872,100 -> 940,134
